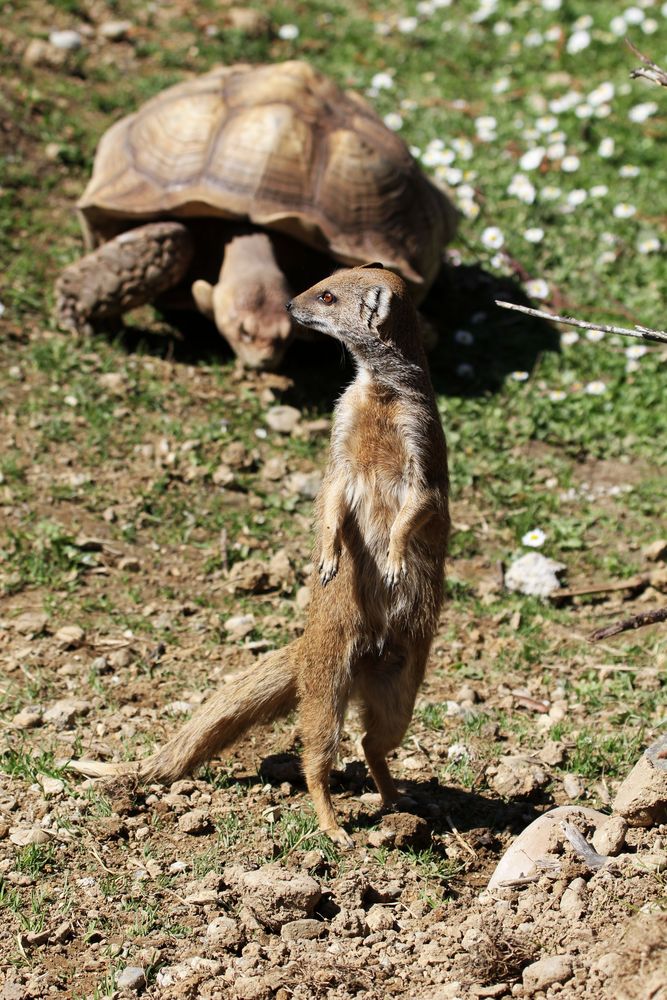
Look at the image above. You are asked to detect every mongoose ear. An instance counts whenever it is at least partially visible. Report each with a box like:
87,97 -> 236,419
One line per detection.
359,262 -> 385,270
361,284 -> 392,331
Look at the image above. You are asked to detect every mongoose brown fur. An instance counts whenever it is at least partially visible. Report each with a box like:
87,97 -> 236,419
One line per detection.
69,265 -> 449,845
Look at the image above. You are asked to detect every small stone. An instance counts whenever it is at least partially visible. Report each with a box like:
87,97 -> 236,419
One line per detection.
643,539 -> 667,562
612,735 -> 667,827
9,827 -> 51,847
522,954 -> 573,992
367,827 -> 396,848
99,19 -> 133,41
261,456 -> 287,481
51,920 -> 73,944
295,585 -> 311,610
592,816 -> 627,856
212,463 -> 234,486
115,966 -> 146,991
12,708 -> 43,730
12,612 -> 48,636
54,625 -> 85,649
23,38 -> 66,68
178,809 -> 211,835
43,698 -> 91,728
266,405 -> 301,435
377,813 -> 430,849
224,613 -> 256,639
559,877 -> 586,918
40,776 -> 64,796
284,470 -> 322,500
49,29 -> 83,50
206,915 -> 245,950
365,904 -> 395,932
489,756 -> 548,798
185,889 -> 219,905
562,773 -> 585,799
109,647 -> 133,668
227,7 -> 270,35
505,552 -> 566,598
240,864 -> 321,930
280,918 -> 324,941
539,740 -> 565,766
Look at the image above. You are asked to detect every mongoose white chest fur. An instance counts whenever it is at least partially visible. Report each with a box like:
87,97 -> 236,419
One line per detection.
71,265 -> 449,846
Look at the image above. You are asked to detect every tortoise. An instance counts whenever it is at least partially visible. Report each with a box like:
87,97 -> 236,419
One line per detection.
55,60 -> 458,370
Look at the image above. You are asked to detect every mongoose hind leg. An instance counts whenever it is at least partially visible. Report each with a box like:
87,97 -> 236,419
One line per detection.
358,648 -> 429,808
298,666 -> 354,848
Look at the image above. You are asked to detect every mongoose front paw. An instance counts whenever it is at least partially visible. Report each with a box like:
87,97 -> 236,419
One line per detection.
324,825 -> 355,849
384,553 -> 408,587
319,553 -> 340,586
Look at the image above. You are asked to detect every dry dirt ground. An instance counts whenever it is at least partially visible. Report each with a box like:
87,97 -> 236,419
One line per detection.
1,1 -> 667,999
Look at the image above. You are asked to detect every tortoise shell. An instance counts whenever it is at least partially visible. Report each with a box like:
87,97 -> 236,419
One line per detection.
78,60 -> 458,296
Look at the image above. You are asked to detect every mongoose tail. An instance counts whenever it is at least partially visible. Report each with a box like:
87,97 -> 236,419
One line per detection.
65,645 -> 297,783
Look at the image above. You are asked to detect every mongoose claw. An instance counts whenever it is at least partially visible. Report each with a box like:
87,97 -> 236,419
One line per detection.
325,826 -> 355,849
318,554 -> 339,586
383,556 -> 408,588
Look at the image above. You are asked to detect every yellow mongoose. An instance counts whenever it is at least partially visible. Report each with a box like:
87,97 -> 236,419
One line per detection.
71,265 -> 450,845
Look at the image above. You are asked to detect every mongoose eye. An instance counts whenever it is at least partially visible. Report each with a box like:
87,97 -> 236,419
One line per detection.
318,291 -> 337,305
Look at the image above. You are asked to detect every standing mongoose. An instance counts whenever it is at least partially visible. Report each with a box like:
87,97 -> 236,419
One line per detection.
70,265 -> 450,846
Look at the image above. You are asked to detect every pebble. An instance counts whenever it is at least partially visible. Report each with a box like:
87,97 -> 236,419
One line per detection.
365,904 -> 396,932
12,708 -> 43,730
40,776 -> 65,796
54,624 -> 85,648
505,552 -> 565,598
240,864 -> 321,930
522,954 -> 573,992
178,809 -> 211,835
49,29 -> 83,50
224,614 -> 256,639
266,405 -> 301,434
12,612 -> 48,636
488,755 -> 548,798
206,915 -> 245,949
562,773 -> 585,799
43,698 -> 91,728
643,538 -> 667,562
9,827 -> 51,847
99,19 -> 133,41
592,815 -> 627,856
284,470 -> 322,499
280,918 -> 324,941
613,734 -> 667,827
559,877 -> 586,918
115,967 -> 146,991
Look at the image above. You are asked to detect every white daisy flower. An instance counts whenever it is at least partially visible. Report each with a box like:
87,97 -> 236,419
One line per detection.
494,20 -> 512,35
561,155 -> 580,172
278,23 -> 299,39
598,138 -> 615,158
561,331 -> 579,346
613,203 -> 637,219
567,189 -> 587,206
642,18 -> 658,33
525,278 -> 550,299
548,389 -> 567,401
637,235 -> 660,253
594,104 -> 612,119
610,16 -> 627,35
255,427 -> 268,439
574,103 -> 594,119
492,77 -> 511,94
371,71 -> 394,90
452,138 -> 474,160
520,146 -> 545,171
626,344 -> 648,359
383,112 -> 403,131
629,102 -> 658,122
547,141 -> 566,160
541,185 -> 562,201
586,330 -> 606,342
459,199 -> 480,219
585,380 -> 607,395
536,115 -> 559,134
508,174 -> 537,204
545,25 -> 562,41
525,29 -> 544,47
524,227 -> 545,243
567,29 -> 591,53
481,226 -> 505,249
522,528 -> 547,547
398,16 -> 419,32
619,165 -> 640,178
623,6 -> 645,24
511,370 -> 530,381
590,184 -> 609,198
589,82 -> 615,106
542,0 -> 562,9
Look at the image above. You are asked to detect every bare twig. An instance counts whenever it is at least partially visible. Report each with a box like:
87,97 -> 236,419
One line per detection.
589,607 -> 667,642
560,821 -> 609,870
494,300 -> 667,345
552,575 -> 650,601
444,813 -> 477,858
627,40 -> 667,88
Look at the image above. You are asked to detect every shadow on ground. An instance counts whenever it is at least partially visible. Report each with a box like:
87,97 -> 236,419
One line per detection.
97,260 -> 560,408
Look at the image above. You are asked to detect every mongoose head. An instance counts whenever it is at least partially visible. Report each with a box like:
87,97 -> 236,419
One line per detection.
286,265 -> 422,364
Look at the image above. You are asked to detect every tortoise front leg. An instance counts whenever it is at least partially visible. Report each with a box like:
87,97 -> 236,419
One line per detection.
55,221 -> 194,334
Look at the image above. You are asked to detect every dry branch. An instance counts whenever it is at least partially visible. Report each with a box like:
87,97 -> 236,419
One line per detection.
589,607 -> 667,642
627,40 -> 667,88
494,300 -> 667,345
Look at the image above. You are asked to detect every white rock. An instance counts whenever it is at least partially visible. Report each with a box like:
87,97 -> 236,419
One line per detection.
115,967 -> 145,991
505,552 -> 565,597
562,773 -> 585,799
43,698 -> 91,728
523,954 -> 573,992
592,815 -> 627,856
284,470 -> 322,499
49,30 -> 83,50
240,864 -> 321,930
266,405 -> 301,434
99,19 -> 133,40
